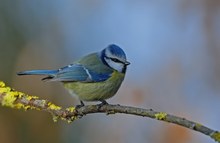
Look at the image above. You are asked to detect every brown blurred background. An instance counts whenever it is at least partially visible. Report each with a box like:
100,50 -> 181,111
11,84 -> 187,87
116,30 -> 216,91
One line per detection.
1,1 -> 220,143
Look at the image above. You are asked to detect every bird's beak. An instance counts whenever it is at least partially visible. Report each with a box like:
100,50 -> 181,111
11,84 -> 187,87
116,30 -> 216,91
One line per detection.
124,61 -> 130,65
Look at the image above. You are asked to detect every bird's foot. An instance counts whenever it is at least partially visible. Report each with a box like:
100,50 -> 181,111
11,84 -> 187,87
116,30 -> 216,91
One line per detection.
97,100 -> 108,109
74,101 -> 86,118
76,100 -> 85,109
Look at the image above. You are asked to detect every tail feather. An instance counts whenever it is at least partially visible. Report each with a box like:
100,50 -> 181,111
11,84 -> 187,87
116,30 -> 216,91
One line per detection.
17,70 -> 58,76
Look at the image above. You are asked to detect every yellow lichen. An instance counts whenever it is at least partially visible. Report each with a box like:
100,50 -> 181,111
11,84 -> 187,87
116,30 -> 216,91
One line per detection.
61,116 -> 78,123
25,96 -> 33,101
211,131 -> 220,142
0,87 -> 12,93
48,102 -> 61,110
1,92 -> 17,107
65,107 -> 78,123
41,100 -> 47,105
0,82 -> 42,111
1,81 -> 77,123
52,115 -> 59,122
0,81 -> 6,87
155,112 -> 167,120
14,102 -> 32,111
31,96 -> 39,99
13,91 -> 23,98
31,106 -> 40,111
66,107 -> 75,112
70,116 -> 78,121
195,123 -> 202,128
24,105 -> 31,110
66,117 -> 77,123
24,95 -> 38,101
14,103 -> 25,109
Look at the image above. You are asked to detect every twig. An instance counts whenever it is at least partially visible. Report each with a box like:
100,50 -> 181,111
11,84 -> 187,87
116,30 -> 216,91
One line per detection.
0,81 -> 219,142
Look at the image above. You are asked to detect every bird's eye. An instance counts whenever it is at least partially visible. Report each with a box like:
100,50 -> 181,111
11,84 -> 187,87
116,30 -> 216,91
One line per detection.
110,58 -> 120,63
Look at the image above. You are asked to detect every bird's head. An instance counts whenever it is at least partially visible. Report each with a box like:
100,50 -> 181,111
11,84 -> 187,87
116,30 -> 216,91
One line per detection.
100,44 -> 130,73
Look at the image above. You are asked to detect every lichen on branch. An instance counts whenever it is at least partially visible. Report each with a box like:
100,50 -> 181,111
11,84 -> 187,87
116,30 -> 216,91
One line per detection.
0,81 -> 220,142
0,81 -> 77,122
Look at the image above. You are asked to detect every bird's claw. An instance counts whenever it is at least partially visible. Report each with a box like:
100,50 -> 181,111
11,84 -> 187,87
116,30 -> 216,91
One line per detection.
75,100 -> 85,109
97,100 -> 108,110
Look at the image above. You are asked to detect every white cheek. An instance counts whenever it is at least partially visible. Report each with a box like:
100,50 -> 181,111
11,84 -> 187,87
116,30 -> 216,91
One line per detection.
106,59 -> 124,72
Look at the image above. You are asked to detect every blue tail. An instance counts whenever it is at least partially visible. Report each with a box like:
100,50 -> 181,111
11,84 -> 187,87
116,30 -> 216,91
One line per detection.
17,70 -> 58,76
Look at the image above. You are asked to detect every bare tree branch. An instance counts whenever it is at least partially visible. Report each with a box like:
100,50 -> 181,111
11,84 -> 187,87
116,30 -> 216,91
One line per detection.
0,81 -> 220,142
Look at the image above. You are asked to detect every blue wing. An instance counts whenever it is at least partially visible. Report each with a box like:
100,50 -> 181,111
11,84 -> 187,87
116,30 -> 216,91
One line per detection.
17,64 -> 111,82
47,64 -> 111,82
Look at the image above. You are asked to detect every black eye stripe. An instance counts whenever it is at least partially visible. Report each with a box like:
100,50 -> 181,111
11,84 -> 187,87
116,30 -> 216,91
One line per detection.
111,58 -> 119,62
104,56 -> 125,64
109,57 -> 124,64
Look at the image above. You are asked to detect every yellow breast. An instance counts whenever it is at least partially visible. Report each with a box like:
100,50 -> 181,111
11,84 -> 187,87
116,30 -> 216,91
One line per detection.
63,70 -> 125,101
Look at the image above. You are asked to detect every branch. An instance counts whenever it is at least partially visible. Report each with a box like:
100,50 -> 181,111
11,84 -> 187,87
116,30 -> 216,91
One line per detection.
0,81 -> 220,142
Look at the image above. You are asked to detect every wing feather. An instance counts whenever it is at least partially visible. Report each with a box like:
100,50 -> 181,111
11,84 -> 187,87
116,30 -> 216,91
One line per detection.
49,64 -> 111,82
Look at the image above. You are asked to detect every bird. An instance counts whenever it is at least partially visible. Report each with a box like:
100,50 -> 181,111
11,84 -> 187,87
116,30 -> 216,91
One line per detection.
17,44 -> 130,107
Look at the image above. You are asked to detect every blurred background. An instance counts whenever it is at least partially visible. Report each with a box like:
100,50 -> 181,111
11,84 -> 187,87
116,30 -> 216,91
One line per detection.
1,1 -> 220,143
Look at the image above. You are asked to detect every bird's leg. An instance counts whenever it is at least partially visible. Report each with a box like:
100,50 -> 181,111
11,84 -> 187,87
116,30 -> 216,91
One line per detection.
101,100 -> 108,105
80,100 -> 85,106
97,100 -> 108,109
76,100 -> 85,109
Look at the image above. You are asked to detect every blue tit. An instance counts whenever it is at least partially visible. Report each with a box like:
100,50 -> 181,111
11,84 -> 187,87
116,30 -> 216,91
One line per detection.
17,44 -> 130,106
